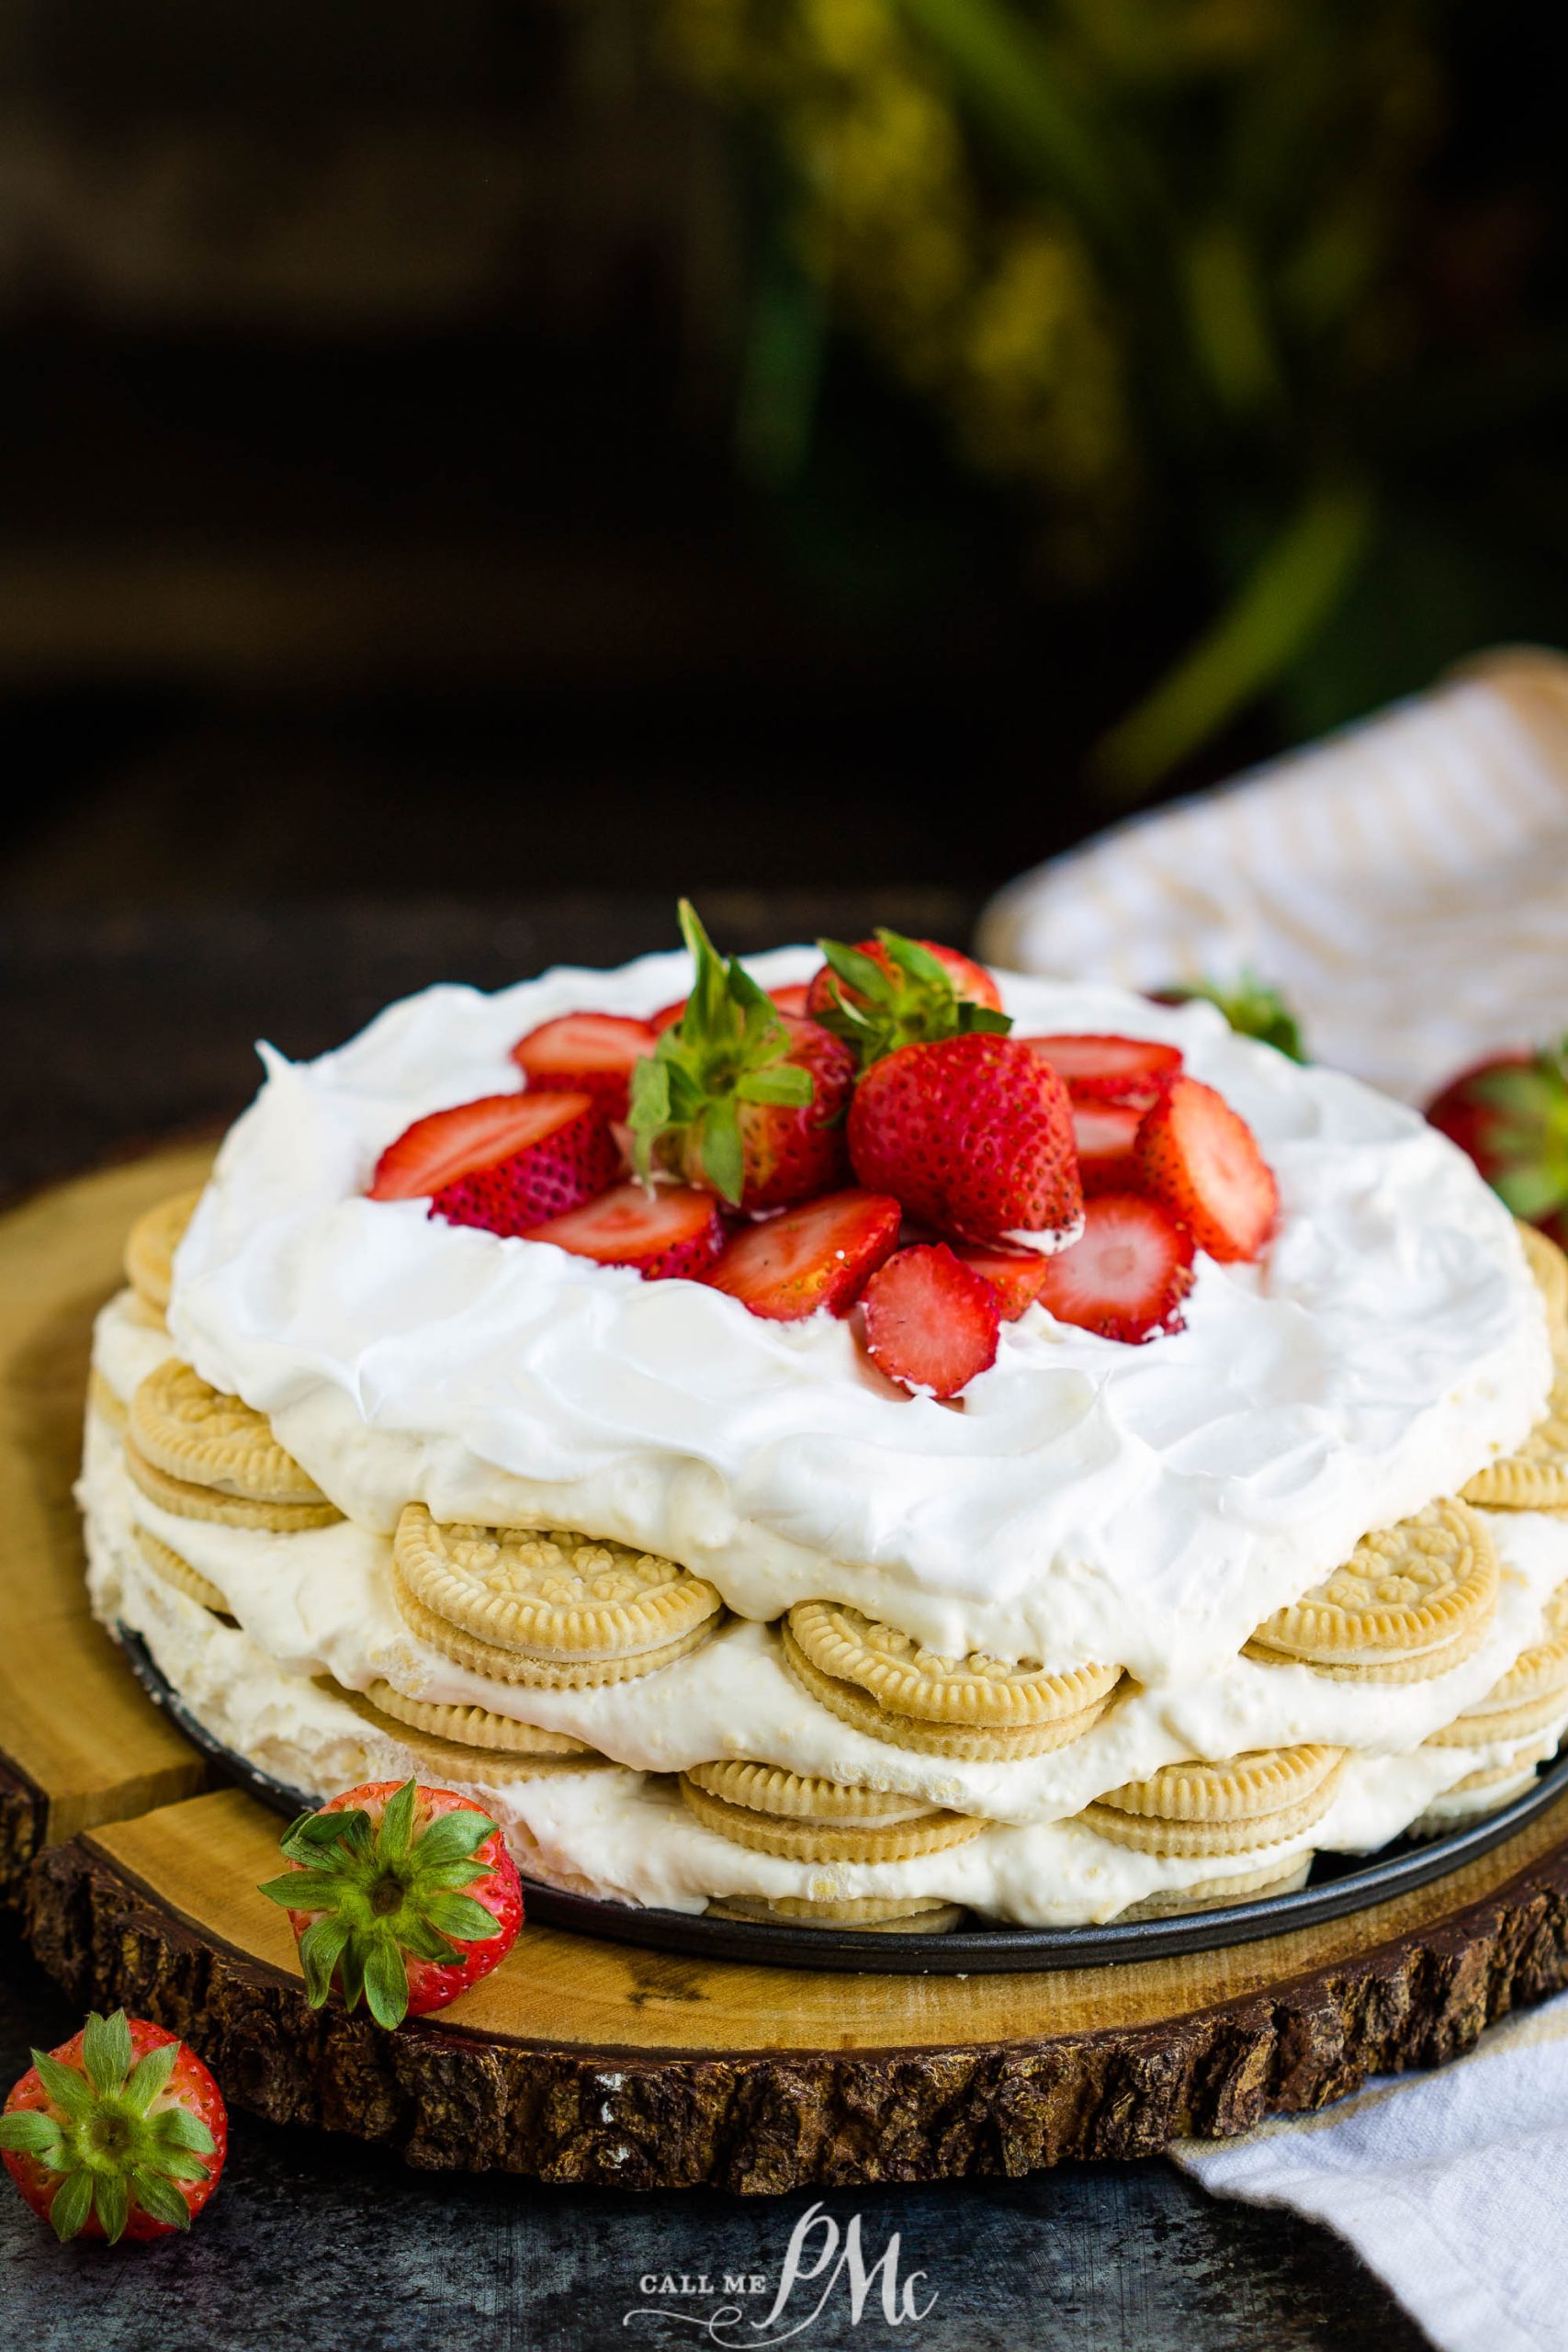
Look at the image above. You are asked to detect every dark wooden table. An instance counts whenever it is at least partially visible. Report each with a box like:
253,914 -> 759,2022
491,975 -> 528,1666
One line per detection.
0,899 -> 1426,2351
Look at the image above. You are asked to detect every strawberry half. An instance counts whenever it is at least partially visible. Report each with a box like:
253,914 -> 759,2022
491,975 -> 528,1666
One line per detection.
1073,1101 -> 1144,1195
628,904 -> 855,1213
1134,1075 -> 1279,1262
701,1188 -> 901,1320
861,1243 -> 1001,1397
807,931 -> 1007,1067
1426,1038 -> 1568,1239
1035,1193 -> 1196,1343
259,1778 -> 524,2029
1,2009 -> 226,2244
369,1091 -> 581,1201
1023,1034 -> 1183,1103
847,1033 -> 1082,1248
527,1181 -> 725,1280
419,1094 -> 619,1238
511,1012 -> 655,1120
951,1242 -> 1049,1320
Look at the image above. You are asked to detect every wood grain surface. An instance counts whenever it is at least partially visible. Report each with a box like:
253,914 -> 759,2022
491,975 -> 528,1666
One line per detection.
8,1145 -> 1568,2190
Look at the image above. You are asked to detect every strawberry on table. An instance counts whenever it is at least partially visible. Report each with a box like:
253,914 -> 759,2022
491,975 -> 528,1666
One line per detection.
847,1032 -> 1083,1249
701,1188 -> 901,1320
1022,1034 -> 1183,1104
1135,1075 -> 1279,1262
511,1012 -> 656,1120
628,903 -> 855,1214
807,931 -> 1007,1065
369,1090 -> 620,1237
527,1180 -> 726,1280
951,1242 -> 1049,1320
0,2008 -> 226,2244
861,1243 -> 1001,1397
1426,1037 -> 1568,1243
1072,1101 -> 1144,1195
259,1778 -> 524,2029
1036,1194 -> 1196,1343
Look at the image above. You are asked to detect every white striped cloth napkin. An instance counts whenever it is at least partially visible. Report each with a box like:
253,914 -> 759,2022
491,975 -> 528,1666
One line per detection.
981,646 -> 1568,2350
978,649 -> 1568,1104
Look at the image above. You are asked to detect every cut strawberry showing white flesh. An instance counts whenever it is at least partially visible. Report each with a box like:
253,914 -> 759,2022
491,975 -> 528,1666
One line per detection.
861,1243 -> 1001,1396
1035,1193 -> 1196,1343
701,1188 -> 901,1321
951,1243 -> 1048,1320
526,1182 -> 725,1281
1134,1075 -> 1279,1261
511,1012 -> 656,1120
1072,1101 -> 1144,1195
400,1094 -> 619,1238
1023,1034 -> 1183,1103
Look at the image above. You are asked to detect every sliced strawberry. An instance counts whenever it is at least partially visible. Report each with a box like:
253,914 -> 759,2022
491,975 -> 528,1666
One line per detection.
1023,1034 -> 1183,1104
425,1094 -> 619,1237
861,1243 -> 1001,1397
701,1188 -> 901,1320
649,998 -> 686,1035
511,1012 -> 655,1119
1073,1101 -> 1144,1195
847,1033 -> 1082,1247
1135,1075 -> 1279,1262
950,1242 -> 1048,1320
369,1091 -> 592,1203
1035,1193 -> 1195,1343
527,1182 -> 725,1281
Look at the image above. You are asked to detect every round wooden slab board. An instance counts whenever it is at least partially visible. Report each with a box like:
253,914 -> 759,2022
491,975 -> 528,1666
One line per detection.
9,1147 -> 1568,2192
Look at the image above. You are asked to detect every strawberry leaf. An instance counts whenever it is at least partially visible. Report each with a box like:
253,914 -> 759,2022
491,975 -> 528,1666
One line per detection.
0,2111 -> 64,2161
93,2171 -> 130,2245
127,2169 -> 192,2232
122,2041 -> 177,2118
49,2168 -> 94,2244
813,928 -> 1010,1064
81,2010 -> 132,2100
362,1938 -> 412,2030
29,2050 -> 96,2127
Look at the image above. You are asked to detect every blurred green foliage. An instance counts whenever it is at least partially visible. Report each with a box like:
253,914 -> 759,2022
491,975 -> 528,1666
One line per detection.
662,0 -> 1568,791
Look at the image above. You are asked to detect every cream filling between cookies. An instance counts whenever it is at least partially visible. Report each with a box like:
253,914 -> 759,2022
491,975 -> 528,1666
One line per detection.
82,1366 -> 1568,1925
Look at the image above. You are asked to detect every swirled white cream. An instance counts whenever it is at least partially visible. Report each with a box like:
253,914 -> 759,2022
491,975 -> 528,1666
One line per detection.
164,951 -> 1551,1680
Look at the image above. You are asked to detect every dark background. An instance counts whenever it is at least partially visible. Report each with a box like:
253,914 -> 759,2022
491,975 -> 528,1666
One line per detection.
5,0 -> 1568,912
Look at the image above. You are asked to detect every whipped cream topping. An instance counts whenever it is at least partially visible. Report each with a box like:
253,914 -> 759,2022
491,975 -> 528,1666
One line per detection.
164,950 -> 1551,1682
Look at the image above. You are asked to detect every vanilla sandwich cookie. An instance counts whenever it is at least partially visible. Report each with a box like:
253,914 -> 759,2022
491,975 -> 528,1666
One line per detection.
1424,1581 -> 1568,1746
1462,1368 -> 1568,1511
390,1560 -> 718,1688
1407,1752 -> 1549,1838
705,1893 -> 965,1934
331,1684 -> 605,1783
1118,1855 -> 1314,1921
134,1525 -> 233,1619
780,1621 -> 1111,1759
678,1771 -> 985,1864
359,1676 -> 595,1758
683,1758 -> 939,1824
394,1502 -> 724,1665
125,1439 -> 343,1532
1081,1746 -> 1346,1857
786,1600 -> 1121,1729
1246,1498 -> 1499,1680
130,1360 -> 331,1508
124,1188 -> 203,1318
1519,1221 -> 1568,1354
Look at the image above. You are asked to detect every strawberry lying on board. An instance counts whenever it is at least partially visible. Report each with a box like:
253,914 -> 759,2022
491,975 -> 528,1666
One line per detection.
0,2008 -> 226,2243
1427,1037 -> 1568,1247
259,1778 -> 524,2029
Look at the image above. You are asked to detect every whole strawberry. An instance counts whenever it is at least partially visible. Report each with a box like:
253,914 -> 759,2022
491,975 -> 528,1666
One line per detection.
848,1033 -> 1082,1247
807,930 -> 1008,1066
628,902 -> 854,1212
259,1778 -> 524,2028
0,2008 -> 226,2244
1427,1038 -> 1568,1244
